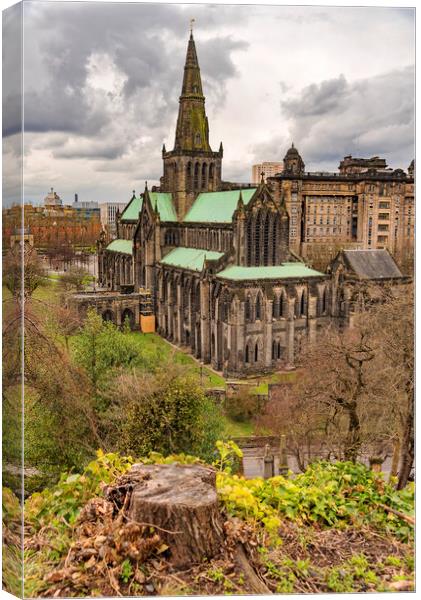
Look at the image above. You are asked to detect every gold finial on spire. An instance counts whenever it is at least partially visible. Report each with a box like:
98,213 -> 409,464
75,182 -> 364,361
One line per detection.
190,18 -> 195,35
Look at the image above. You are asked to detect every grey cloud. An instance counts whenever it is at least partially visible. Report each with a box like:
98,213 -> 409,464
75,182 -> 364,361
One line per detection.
17,2 -> 248,139
23,89 -> 109,135
250,134 -> 290,164
281,75 -> 348,118
199,36 -> 248,109
2,3 -> 23,137
267,67 -> 415,170
53,141 -> 127,160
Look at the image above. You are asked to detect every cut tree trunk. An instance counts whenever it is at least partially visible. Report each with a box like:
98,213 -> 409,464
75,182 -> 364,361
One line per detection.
126,463 -> 224,567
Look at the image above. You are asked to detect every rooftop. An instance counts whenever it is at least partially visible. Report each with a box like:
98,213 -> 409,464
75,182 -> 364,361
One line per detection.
160,247 -> 224,271
183,188 -> 257,223
120,195 -> 142,221
217,263 -> 325,281
120,192 -> 177,222
342,249 -> 403,279
105,239 -> 133,255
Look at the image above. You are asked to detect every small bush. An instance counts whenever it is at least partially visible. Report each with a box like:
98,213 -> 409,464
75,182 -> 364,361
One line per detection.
224,387 -> 261,422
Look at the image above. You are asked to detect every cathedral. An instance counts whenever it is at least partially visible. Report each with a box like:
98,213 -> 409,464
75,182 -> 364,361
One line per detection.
85,31 -> 406,377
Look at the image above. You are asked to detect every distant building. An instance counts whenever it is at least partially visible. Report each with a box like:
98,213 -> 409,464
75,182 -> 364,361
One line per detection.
72,194 -> 100,220
2,190 -> 101,251
44,187 -> 62,207
269,146 -> 414,273
100,201 -> 128,237
9,227 -> 34,248
252,162 -> 283,184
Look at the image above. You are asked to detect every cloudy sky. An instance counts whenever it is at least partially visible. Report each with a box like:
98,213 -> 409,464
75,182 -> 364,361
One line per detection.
2,1 -> 415,206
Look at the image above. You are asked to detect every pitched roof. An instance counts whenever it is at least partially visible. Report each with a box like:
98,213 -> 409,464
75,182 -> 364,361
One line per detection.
106,239 -> 133,255
342,249 -> 403,279
120,193 -> 177,222
160,247 -> 224,271
183,188 -> 257,223
149,192 -> 177,222
216,263 -> 324,281
121,195 -> 142,221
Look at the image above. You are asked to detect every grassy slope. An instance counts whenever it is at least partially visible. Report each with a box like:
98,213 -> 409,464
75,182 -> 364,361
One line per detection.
125,331 -> 226,389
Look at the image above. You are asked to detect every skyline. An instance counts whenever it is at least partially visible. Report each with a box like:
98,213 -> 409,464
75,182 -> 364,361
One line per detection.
2,1 -> 415,206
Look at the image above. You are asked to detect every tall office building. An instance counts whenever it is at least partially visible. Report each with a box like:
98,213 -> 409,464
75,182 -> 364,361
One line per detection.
252,162 -> 284,184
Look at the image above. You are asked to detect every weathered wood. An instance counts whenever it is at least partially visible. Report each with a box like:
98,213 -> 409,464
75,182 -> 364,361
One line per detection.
234,543 -> 272,594
376,502 -> 415,525
127,463 -> 224,567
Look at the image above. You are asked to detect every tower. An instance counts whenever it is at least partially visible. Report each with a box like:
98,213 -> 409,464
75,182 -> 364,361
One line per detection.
283,143 -> 305,175
161,29 -> 223,219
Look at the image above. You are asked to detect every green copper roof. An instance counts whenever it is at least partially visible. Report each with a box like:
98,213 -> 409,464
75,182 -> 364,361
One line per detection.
121,196 -> 142,222
183,188 -> 257,223
149,192 -> 177,222
160,247 -> 224,271
217,263 -> 324,281
106,239 -> 133,255
120,193 -> 177,222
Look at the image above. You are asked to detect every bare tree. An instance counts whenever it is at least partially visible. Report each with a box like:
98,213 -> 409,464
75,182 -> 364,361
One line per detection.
59,266 -> 90,292
258,284 -> 413,487
257,322 -> 390,471
360,285 -> 414,488
3,245 -> 47,300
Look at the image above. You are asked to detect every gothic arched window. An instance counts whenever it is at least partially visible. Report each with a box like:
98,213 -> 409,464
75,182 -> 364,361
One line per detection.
255,293 -> 262,320
280,292 -> 285,317
192,282 -> 201,312
300,291 -> 307,316
277,342 -> 282,359
194,162 -> 200,190
272,340 -> 276,360
263,214 -> 270,266
245,295 -> 252,322
254,213 -> 261,265
163,274 -> 168,302
209,163 -> 214,184
246,219 -> 253,266
245,344 -> 250,364
254,343 -> 259,363
322,287 -> 327,314
221,290 -> 230,322
272,295 -> 279,319
202,163 -> 207,190
272,218 -> 279,264
186,162 -> 192,192
183,281 -> 190,317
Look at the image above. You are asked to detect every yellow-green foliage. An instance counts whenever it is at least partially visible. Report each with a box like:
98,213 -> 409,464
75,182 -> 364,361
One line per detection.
5,445 -> 414,597
217,460 -> 414,542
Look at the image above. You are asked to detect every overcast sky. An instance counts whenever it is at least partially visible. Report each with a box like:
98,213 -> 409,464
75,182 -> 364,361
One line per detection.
2,1 -> 415,206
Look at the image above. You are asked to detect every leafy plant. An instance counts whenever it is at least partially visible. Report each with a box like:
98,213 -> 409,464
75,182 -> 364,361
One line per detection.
217,460 -> 414,541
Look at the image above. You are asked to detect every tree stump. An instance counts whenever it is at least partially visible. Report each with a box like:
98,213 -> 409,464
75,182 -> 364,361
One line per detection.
127,463 -> 224,567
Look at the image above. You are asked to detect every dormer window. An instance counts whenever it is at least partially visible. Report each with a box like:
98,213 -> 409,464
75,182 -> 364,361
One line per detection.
194,132 -> 201,146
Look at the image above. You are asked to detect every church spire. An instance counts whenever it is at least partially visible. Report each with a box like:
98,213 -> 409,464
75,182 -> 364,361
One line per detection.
181,29 -> 203,97
173,28 -> 211,152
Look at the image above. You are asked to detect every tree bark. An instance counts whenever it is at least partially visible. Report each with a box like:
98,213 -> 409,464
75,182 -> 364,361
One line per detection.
388,436 -> 401,483
127,463 -> 224,567
397,404 -> 414,490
